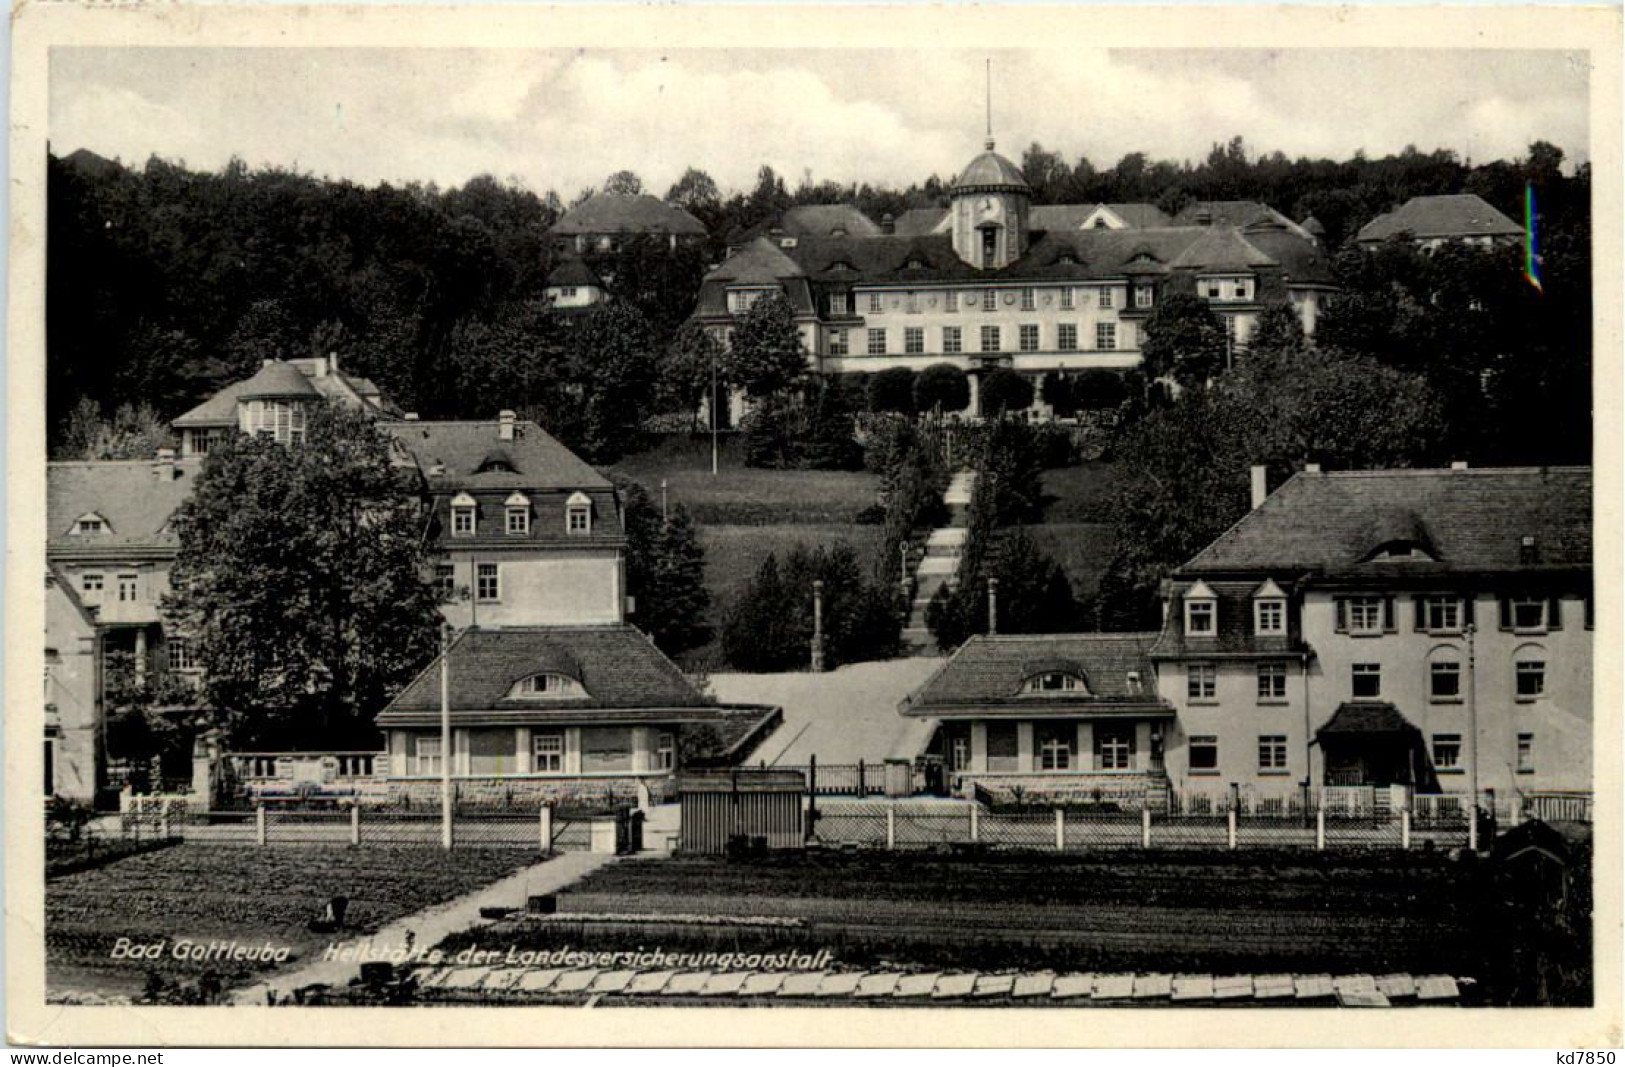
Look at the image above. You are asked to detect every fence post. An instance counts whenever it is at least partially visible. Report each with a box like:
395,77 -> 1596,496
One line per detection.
256,803 -> 267,847
1401,807 -> 1411,850
969,802 -> 979,844
350,802 -> 361,846
858,759 -> 866,798
1468,795 -> 1479,852
1055,808 -> 1065,852
539,803 -> 553,853
1316,806 -> 1326,851
885,803 -> 896,850
1141,807 -> 1151,849
159,800 -> 171,841
1227,807 -> 1237,850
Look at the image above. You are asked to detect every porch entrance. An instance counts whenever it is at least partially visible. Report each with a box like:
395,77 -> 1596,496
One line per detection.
1316,701 -> 1439,792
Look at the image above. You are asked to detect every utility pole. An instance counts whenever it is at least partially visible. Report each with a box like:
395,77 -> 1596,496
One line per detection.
440,623 -> 453,851
660,478 -> 669,523
810,580 -> 826,673
711,350 -> 720,477
1465,621 -> 1480,846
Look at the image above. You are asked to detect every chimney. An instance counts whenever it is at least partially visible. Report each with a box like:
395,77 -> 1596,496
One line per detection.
403,412 -> 419,422
1250,464 -> 1269,509
1451,460 -> 1469,470
498,410 -> 516,441
313,355 -> 329,377
987,577 -> 999,636
154,447 -> 177,481
1304,463 -> 1321,474
329,350 -> 340,374
881,212 -> 895,236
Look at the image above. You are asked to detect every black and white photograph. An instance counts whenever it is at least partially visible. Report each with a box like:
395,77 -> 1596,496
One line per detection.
7,2 -> 1620,1048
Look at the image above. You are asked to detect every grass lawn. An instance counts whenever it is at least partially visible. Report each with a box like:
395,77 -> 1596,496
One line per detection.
611,436 -> 880,526
445,851 -> 1521,996
1038,461 -> 1128,523
46,845 -> 541,1000
1025,522 -> 1119,600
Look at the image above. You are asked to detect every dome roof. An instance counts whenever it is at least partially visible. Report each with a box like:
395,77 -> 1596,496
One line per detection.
237,360 -> 319,401
951,140 -> 1030,194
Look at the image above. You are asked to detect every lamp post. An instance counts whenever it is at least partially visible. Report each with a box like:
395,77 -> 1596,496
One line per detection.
710,349 -> 720,477
810,580 -> 826,673
439,622 -> 453,851
1465,620 -> 1480,845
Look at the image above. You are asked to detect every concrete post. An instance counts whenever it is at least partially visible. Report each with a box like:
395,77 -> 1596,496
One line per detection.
1401,808 -> 1411,850
1055,809 -> 1065,852
1316,808 -> 1326,851
538,804 -> 553,853
886,804 -> 897,850
1468,798 -> 1479,852
987,578 -> 999,635
969,803 -> 979,843
256,804 -> 267,847
350,802 -> 361,846
1141,807 -> 1151,848
159,800 -> 170,841
1227,808 -> 1237,850
810,580 -> 826,673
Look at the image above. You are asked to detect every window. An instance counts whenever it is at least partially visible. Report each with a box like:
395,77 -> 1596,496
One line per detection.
867,328 -> 887,355
1094,724 -> 1134,771
1098,287 -> 1114,309
1020,288 -> 1036,311
117,574 -> 139,603
1255,599 -> 1285,635
1096,323 -> 1117,351
1257,662 -> 1288,702
81,573 -> 104,601
949,734 -> 970,772
1258,734 -> 1288,772
1508,596 -> 1548,632
1135,285 -> 1154,309
1516,733 -> 1535,773
1352,663 -> 1381,699
905,292 -> 920,315
981,230 -> 997,268
1060,288 -> 1075,310
168,637 -> 196,672
414,736 -> 443,776
533,732 -> 564,773
1343,596 -> 1388,634
942,326 -> 962,354
1019,324 -> 1039,352
1432,734 -> 1462,771
982,289 -> 996,312
944,291 -> 958,315
980,325 -> 1001,353
514,673 -> 578,699
1188,663 -> 1217,702
655,731 -> 677,771
476,563 -> 500,602
1235,279 -> 1251,300
1126,670 -> 1143,695
828,329 -> 849,356
76,517 -> 105,534
1419,595 -> 1462,632
1037,725 -> 1074,771
505,505 -> 529,536
1515,659 -> 1546,699
1430,660 -> 1462,700
435,564 -> 456,599
867,292 -> 883,314
452,505 -> 476,537
904,327 -> 925,355
830,292 -> 849,316
1027,672 -> 1083,693
1184,596 -> 1216,635
1205,280 -> 1222,299
567,494 -> 592,534
1188,735 -> 1218,773
1057,323 -> 1078,351
247,399 -> 308,444
558,286 -> 577,298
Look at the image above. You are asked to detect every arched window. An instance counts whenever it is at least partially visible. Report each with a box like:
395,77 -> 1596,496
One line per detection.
449,492 -> 477,537
566,491 -> 592,535
1513,642 -> 1547,701
507,673 -> 582,701
1427,644 -> 1464,702
504,492 -> 530,536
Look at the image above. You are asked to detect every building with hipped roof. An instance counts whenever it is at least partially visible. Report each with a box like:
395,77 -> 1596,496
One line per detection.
1152,464 -> 1591,800
548,192 -> 708,254
693,137 -> 1336,415
171,353 -> 397,457
1356,193 -> 1522,252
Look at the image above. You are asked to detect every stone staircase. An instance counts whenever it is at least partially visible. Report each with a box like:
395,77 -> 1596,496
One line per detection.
900,470 -> 977,654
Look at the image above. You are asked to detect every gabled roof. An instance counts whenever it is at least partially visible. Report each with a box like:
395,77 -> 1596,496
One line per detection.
47,459 -> 202,555
1172,227 -> 1279,272
376,626 -> 711,724
546,258 -> 602,288
1176,201 -> 1313,241
1177,467 -> 1592,578
550,193 -> 706,237
1357,194 -> 1521,243
900,633 -> 1169,718
1317,701 -> 1418,736
380,419 -> 612,492
173,358 -> 396,427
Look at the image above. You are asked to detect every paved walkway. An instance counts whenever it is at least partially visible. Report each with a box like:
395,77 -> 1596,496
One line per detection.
903,469 -> 976,651
233,851 -> 613,1004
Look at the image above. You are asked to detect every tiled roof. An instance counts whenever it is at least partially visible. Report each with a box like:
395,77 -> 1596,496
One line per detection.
735,205 -> 882,244
377,626 -> 710,722
1357,194 -> 1521,242
890,207 -> 949,237
1171,227 -> 1279,272
47,459 -> 202,555
952,143 -> 1030,192
550,194 -> 707,237
900,633 -> 1170,717
711,238 -> 806,283
172,380 -> 251,427
1178,467 -> 1592,577
238,359 -> 320,400
1317,701 -> 1418,736
1176,201 -> 1314,241
1149,580 -> 1305,660
1030,205 -> 1104,231
546,258 -> 602,288
380,420 -> 612,492
1103,203 -> 1174,229
173,359 -> 396,427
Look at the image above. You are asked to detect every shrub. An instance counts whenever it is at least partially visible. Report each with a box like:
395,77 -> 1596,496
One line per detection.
1073,369 -> 1128,411
915,363 -> 970,414
980,368 -> 1035,415
866,367 -> 917,415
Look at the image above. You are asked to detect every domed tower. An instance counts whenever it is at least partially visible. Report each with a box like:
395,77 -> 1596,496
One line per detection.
949,138 -> 1032,270
235,358 -> 319,444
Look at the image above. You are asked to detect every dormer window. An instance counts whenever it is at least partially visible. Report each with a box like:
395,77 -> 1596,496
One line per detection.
450,492 -> 477,537
830,292 -> 849,316
505,493 -> 531,535
1252,579 -> 1287,635
566,491 -> 592,535
1184,581 -> 1217,636
72,513 -> 109,536
1126,671 -> 1143,695
508,673 -> 581,700
1026,672 -> 1084,693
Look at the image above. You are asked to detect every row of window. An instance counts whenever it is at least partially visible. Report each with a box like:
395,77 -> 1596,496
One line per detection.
410,729 -> 676,776
449,498 -> 592,538
846,285 -> 1158,318
78,572 -> 141,604
1432,732 -> 1539,773
946,723 -> 1144,773
832,322 -> 1124,357
1182,591 -> 1575,638
436,563 -> 503,602
1184,657 -> 1553,703
1184,731 -> 1539,775
242,399 -> 309,445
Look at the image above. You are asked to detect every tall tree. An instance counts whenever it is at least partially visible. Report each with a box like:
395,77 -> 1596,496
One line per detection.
617,478 -> 712,655
726,291 -> 806,399
1140,293 -> 1229,389
602,170 -> 644,196
164,406 -> 443,747
565,300 -> 661,460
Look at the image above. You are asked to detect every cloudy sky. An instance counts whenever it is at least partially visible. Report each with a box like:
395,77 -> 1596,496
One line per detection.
51,47 -> 1589,197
